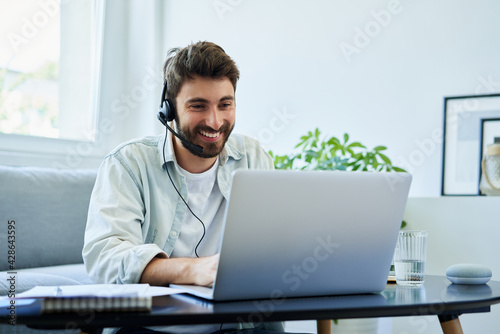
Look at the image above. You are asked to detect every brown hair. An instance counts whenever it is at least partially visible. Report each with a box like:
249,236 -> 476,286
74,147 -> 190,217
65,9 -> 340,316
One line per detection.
163,41 -> 240,104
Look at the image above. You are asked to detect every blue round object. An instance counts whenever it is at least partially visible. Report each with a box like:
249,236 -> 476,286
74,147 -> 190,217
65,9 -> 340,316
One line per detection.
446,263 -> 492,284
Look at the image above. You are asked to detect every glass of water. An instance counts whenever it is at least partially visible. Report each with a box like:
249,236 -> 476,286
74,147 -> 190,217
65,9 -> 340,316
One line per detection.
394,230 -> 428,286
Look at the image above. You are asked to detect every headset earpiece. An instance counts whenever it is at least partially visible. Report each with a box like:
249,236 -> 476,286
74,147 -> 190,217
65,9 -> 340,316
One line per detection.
158,79 -> 176,125
158,78 -> 204,156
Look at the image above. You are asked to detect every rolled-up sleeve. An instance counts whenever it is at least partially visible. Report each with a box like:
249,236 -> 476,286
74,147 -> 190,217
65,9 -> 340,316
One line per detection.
82,155 -> 166,284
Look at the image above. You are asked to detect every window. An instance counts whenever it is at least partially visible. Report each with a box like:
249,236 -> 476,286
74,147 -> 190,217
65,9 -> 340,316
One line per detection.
0,0 -> 104,167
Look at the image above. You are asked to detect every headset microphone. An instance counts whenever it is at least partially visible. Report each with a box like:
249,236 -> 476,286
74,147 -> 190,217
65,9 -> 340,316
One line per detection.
157,113 -> 204,156
157,79 -> 204,156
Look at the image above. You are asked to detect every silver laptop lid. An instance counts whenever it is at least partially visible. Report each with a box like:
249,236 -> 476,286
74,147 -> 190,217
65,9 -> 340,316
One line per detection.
209,170 -> 411,301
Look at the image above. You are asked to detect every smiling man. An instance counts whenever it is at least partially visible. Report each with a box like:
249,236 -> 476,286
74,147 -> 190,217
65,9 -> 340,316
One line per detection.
173,74 -> 236,171
82,42 -> 287,333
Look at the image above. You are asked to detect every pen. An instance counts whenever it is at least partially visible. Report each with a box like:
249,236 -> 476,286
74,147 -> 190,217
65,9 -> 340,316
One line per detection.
54,286 -> 62,297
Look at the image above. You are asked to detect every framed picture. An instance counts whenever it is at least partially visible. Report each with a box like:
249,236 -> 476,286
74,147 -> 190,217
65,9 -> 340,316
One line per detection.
441,93 -> 500,195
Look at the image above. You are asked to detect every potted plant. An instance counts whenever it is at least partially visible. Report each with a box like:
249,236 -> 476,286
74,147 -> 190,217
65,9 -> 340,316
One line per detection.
269,128 -> 406,172
269,128 -> 407,333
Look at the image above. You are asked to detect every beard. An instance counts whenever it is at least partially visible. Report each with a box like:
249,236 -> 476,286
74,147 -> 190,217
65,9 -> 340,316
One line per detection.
176,121 -> 234,159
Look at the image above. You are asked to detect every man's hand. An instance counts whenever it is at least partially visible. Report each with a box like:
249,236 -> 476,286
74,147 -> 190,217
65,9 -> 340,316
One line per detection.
140,253 -> 220,286
187,254 -> 219,286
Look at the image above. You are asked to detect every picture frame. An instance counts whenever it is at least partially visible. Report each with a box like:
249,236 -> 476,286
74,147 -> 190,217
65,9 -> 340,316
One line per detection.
441,93 -> 500,195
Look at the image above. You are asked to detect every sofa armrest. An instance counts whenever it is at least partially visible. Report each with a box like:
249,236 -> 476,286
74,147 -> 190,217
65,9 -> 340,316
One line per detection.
0,166 -> 97,270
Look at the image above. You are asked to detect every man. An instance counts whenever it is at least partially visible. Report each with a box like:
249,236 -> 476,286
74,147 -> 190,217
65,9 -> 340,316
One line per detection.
83,41 -> 286,333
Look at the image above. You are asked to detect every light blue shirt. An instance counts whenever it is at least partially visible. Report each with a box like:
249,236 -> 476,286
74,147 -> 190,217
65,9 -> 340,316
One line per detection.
83,132 -> 274,284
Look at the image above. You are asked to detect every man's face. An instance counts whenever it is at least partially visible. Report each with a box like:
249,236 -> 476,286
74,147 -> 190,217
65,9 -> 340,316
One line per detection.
175,75 -> 235,158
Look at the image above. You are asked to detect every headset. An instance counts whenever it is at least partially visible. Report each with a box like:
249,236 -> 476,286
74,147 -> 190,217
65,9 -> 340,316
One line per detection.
158,78 -> 206,258
157,80 -> 203,156
157,79 -> 176,124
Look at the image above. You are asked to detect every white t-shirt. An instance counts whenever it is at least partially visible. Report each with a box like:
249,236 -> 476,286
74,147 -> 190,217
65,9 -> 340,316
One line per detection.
159,159 -> 231,333
171,158 -> 226,258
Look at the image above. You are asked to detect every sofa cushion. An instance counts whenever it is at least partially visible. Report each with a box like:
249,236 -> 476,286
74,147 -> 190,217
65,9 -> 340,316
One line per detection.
0,166 -> 97,271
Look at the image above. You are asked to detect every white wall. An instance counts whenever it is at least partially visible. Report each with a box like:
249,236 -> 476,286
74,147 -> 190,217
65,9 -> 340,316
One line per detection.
139,0 -> 500,197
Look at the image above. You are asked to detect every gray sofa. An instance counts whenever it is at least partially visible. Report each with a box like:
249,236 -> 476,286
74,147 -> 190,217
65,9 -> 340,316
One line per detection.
0,165 -> 97,333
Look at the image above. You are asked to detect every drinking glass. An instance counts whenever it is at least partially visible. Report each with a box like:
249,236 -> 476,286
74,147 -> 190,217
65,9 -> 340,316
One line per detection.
394,230 -> 428,286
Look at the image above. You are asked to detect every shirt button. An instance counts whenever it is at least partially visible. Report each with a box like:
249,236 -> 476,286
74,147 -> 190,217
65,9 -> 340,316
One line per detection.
170,231 -> 178,237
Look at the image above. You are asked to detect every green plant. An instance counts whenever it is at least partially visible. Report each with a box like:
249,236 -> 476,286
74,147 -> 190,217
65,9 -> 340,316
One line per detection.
269,128 -> 406,172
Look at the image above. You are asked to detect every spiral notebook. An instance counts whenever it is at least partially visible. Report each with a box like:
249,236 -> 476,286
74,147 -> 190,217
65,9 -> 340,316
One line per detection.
3,284 -> 185,314
41,296 -> 152,313
1,284 -> 187,316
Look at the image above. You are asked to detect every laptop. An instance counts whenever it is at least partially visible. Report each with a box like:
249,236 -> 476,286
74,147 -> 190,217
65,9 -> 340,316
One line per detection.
171,170 -> 412,301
